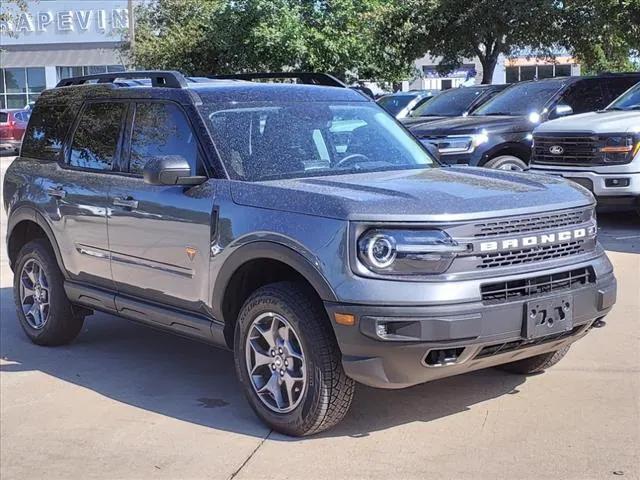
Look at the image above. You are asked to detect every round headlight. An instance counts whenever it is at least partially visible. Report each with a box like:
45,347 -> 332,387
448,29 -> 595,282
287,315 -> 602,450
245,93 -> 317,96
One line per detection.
366,233 -> 397,269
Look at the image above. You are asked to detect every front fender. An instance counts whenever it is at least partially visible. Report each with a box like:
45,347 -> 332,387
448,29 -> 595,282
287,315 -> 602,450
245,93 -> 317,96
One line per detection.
210,240 -> 338,322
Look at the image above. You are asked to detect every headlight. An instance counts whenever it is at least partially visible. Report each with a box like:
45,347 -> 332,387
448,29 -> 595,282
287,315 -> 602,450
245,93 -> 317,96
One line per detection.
357,229 -> 468,275
600,135 -> 639,163
435,132 -> 489,155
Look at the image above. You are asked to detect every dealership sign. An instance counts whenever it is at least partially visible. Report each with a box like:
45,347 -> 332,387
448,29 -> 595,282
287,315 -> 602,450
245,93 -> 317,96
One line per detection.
0,1 -> 130,45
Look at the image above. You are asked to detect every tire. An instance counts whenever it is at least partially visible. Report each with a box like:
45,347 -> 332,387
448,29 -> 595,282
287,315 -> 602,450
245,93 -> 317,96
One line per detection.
497,346 -> 570,374
234,281 -> 355,436
484,155 -> 528,171
13,239 -> 84,346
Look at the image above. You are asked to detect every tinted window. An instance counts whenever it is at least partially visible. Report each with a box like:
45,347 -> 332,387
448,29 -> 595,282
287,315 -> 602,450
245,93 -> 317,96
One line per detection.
0,112 -> 7,123
560,80 -> 605,114
129,102 -> 199,175
411,87 -> 485,117
69,102 -> 126,170
474,81 -> 565,116
203,102 -> 433,181
21,104 -> 78,161
377,95 -> 416,116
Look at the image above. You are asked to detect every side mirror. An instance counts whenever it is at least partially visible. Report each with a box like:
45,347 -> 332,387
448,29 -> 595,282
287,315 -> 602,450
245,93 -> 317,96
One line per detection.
552,104 -> 573,119
422,141 -> 441,162
142,155 -> 206,186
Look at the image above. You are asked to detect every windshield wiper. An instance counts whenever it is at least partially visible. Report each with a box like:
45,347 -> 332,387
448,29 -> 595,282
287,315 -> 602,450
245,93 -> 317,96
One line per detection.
477,112 -> 514,116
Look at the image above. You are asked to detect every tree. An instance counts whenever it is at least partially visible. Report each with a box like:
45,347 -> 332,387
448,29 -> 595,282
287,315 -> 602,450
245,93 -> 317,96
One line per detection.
375,0 -> 563,84
0,0 -> 27,38
557,0 -> 640,74
128,0 -> 413,83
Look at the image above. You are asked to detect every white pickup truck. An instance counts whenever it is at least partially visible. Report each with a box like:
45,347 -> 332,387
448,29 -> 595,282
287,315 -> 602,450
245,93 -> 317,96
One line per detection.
530,82 -> 640,214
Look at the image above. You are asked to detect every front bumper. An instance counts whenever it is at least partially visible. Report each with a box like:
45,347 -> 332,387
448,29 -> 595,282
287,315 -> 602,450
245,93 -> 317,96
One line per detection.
325,262 -> 616,389
530,164 -> 640,199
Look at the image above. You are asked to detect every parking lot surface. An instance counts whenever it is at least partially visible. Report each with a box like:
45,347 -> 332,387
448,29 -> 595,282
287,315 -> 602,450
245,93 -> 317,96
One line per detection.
1,155 -> 639,479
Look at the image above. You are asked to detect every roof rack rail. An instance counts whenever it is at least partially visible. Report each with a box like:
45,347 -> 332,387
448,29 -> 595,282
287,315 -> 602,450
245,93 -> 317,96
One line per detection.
56,71 -> 189,89
208,72 -> 347,88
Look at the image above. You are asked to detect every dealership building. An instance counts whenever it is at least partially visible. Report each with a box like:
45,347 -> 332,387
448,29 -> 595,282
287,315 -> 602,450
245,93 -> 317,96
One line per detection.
0,0 -> 130,109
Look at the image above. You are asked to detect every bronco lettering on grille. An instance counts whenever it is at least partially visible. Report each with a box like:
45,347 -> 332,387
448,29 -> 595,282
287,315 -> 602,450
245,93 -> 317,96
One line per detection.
478,227 -> 595,253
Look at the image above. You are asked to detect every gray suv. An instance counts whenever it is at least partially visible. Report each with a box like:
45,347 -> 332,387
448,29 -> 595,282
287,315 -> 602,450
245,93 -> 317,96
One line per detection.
3,71 -> 617,436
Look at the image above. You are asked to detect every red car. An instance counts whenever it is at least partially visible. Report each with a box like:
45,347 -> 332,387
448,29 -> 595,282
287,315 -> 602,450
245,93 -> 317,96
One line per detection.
0,109 -> 30,154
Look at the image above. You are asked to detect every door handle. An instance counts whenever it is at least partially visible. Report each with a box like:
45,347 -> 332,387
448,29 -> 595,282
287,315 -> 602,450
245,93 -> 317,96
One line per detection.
46,187 -> 66,199
112,197 -> 139,209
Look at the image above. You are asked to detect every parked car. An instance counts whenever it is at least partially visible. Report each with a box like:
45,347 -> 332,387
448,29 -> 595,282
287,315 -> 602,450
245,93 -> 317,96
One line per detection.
0,109 -> 30,154
530,81 -> 640,213
401,84 -> 508,128
4,71 -> 616,436
377,90 -> 439,118
408,73 -> 640,171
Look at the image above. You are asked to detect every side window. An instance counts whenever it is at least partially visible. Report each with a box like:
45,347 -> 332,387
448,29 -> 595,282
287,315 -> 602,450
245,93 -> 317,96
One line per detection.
21,104 -> 77,161
559,80 -> 605,114
129,102 -> 200,175
69,102 -> 126,171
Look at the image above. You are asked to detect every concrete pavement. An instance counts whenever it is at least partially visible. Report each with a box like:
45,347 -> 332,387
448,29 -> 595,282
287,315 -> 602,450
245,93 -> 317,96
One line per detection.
1,155 -> 639,479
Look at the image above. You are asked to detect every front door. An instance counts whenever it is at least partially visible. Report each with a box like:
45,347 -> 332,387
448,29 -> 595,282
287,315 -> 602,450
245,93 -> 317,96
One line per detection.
106,100 -> 216,312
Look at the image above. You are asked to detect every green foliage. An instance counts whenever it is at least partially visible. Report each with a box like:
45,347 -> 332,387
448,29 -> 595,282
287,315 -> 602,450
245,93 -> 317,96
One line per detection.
129,0 -> 413,82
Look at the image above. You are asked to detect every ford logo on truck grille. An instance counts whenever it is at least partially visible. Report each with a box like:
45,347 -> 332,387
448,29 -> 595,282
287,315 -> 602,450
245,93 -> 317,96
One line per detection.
549,145 -> 564,155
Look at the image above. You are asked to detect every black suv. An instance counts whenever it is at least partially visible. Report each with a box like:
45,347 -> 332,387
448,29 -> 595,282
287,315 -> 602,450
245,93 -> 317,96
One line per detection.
4,71 -> 616,436
401,84 -> 508,128
407,74 -> 640,171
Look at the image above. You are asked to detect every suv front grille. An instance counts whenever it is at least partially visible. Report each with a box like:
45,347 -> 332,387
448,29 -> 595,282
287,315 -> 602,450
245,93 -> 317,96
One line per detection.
477,241 -> 588,269
473,208 -> 589,238
480,267 -> 594,304
532,134 -> 635,166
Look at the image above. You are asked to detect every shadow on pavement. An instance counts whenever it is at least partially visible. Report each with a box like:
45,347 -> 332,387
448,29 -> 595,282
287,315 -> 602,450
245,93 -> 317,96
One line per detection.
597,212 -> 640,254
0,285 -> 526,440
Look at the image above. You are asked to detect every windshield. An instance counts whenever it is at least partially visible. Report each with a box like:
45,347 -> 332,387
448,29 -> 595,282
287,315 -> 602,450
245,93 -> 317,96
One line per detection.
201,102 -> 435,181
608,82 -> 640,111
410,87 -> 486,117
376,95 -> 416,116
473,81 -> 564,116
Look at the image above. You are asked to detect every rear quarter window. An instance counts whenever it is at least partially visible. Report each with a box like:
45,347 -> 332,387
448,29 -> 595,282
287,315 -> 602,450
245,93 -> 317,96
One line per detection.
21,103 -> 78,161
0,112 -> 7,123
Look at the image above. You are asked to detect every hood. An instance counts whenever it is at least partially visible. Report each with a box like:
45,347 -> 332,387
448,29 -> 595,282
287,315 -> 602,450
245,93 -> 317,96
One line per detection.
408,115 -> 532,137
535,110 -> 640,135
401,116 -> 448,128
230,167 -> 593,222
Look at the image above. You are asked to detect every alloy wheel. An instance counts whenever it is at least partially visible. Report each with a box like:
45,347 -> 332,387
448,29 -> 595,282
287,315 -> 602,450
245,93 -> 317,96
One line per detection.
498,162 -> 525,172
245,312 -> 307,413
20,258 -> 50,330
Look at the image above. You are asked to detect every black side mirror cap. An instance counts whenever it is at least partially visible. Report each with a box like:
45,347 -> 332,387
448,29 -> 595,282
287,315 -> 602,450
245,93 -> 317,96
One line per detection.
142,155 -> 206,186
422,141 -> 441,162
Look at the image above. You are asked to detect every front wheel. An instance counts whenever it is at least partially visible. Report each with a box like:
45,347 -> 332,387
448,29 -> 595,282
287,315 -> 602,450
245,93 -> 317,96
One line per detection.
234,282 -> 355,436
497,346 -> 570,374
484,155 -> 528,171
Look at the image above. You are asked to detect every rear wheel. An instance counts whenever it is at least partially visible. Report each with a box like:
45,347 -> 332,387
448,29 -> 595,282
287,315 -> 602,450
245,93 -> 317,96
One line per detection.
234,282 -> 355,436
497,346 -> 570,374
484,155 -> 528,171
13,239 -> 84,346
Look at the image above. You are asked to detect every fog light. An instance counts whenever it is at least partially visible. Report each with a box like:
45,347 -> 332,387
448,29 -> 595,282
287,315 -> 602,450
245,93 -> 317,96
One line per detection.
605,178 -> 630,187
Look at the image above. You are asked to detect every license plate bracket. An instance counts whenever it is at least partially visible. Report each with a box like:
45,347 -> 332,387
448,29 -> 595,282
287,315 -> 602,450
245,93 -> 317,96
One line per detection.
523,295 -> 574,340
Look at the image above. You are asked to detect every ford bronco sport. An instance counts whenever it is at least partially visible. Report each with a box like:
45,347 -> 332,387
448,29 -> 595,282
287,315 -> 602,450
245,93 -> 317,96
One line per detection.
3,71 -> 617,436
530,81 -> 640,214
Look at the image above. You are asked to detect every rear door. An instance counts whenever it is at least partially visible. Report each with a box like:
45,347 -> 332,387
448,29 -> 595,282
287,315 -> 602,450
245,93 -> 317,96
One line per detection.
107,100 -> 216,312
46,101 -> 128,289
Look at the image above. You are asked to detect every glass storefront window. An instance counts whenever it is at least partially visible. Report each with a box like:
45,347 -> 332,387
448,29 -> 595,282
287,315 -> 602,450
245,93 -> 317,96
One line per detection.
538,65 -> 554,79
0,67 -> 46,109
5,68 -> 27,94
506,67 -> 519,83
27,68 -> 46,93
57,65 -> 126,82
555,65 -> 571,76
